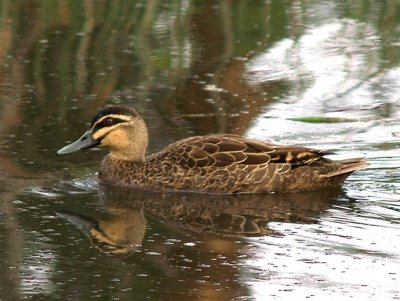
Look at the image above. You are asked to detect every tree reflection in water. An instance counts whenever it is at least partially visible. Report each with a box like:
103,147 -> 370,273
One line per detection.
0,0 -> 398,299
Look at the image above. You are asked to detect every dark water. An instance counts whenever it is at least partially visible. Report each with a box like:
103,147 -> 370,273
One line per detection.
0,1 -> 399,300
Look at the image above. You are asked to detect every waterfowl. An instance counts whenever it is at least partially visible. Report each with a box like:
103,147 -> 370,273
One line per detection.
57,105 -> 367,193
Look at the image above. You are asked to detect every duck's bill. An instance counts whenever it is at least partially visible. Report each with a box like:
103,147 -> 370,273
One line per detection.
393,132 -> 400,137
56,210 -> 95,237
57,129 -> 100,155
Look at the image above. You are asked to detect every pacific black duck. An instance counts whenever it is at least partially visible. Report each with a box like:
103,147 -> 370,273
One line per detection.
57,105 -> 367,193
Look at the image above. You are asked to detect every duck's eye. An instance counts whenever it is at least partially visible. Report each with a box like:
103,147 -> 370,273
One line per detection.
104,118 -> 114,126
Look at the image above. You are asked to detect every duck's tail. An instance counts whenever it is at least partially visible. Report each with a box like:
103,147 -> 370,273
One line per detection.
323,158 -> 368,178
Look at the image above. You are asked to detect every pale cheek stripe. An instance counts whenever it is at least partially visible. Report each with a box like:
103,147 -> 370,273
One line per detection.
93,125 -> 119,140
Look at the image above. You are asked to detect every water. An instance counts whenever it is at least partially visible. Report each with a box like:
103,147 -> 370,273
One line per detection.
0,0 -> 399,300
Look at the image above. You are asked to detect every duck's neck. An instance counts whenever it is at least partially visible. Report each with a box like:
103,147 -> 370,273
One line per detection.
109,148 -> 146,162
108,124 -> 148,162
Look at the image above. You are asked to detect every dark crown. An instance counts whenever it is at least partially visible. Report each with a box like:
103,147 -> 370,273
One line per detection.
91,105 -> 139,126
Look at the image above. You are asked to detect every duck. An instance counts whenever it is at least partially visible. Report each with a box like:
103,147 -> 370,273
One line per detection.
57,105 -> 367,193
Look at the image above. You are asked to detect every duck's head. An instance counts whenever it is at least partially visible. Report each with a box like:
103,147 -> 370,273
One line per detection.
57,208 -> 147,257
57,105 -> 148,161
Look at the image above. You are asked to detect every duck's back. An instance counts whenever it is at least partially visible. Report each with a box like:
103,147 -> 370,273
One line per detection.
99,134 -> 367,193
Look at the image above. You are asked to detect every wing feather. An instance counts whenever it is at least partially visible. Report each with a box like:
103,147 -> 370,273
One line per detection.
158,135 -> 327,170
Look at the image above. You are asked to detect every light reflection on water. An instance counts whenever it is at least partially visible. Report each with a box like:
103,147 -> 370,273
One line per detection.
0,0 -> 399,300
17,162 -> 400,300
245,193 -> 399,299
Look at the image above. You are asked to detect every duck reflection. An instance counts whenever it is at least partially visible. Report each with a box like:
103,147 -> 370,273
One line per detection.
58,184 -> 343,257
57,206 -> 146,257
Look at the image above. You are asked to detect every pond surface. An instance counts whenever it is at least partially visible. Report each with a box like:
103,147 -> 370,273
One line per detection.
0,0 -> 399,300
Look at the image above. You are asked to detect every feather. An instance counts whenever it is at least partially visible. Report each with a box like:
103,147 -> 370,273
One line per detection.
59,105 -> 368,193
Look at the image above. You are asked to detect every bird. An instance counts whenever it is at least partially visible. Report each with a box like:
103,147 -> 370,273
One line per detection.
57,105 -> 367,193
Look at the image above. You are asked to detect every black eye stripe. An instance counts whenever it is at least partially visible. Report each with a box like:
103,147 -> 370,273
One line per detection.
90,106 -> 139,127
103,118 -> 114,126
92,118 -> 127,134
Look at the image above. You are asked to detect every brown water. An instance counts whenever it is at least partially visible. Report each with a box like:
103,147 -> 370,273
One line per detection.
0,1 -> 399,300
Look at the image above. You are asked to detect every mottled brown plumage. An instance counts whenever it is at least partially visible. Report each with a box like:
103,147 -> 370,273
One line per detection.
57,105 -> 368,193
